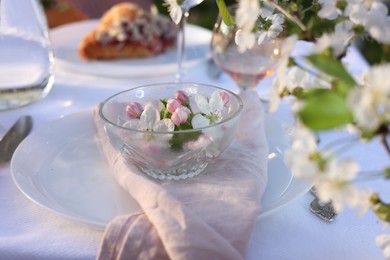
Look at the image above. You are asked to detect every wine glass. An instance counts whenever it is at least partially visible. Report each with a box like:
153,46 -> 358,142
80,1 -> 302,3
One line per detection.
211,4 -> 284,95
174,0 -> 204,82
0,0 -> 54,111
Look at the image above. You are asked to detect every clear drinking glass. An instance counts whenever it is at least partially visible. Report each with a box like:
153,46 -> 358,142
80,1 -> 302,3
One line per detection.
174,0 -> 204,82
0,0 -> 54,111
211,4 -> 284,94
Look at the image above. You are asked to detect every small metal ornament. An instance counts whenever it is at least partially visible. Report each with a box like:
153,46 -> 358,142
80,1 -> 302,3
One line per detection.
309,187 -> 337,222
310,198 -> 337,222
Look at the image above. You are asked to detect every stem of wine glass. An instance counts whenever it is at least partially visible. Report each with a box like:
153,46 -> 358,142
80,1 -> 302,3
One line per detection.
238,83 -> 271,112
175,11 -> 189,83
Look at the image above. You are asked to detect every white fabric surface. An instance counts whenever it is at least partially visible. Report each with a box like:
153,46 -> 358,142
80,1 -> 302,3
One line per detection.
1,46 -> 389,260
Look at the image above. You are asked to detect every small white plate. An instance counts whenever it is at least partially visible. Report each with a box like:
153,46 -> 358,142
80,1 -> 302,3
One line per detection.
50,20 -> 211,77
11,109 -> 310,228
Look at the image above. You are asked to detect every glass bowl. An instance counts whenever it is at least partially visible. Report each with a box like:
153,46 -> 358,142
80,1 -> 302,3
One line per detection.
99,82 -> 243,180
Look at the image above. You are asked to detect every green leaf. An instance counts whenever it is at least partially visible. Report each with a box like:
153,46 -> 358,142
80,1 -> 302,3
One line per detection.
385,168 -> 390,179
371,194 -> 390,223
298,89 -> 353,130
216,0 -> 235,26
307,54 -> 356,90
169,131 -> 202,152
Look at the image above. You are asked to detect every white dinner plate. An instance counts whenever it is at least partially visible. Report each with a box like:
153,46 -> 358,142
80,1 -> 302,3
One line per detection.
50,20 -> 211,77
11,109 -> 311,228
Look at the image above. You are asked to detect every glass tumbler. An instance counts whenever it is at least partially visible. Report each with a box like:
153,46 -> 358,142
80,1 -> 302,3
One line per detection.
0,0 -> 54,111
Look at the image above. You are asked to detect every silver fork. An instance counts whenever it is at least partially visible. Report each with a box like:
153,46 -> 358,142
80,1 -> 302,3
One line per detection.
309,187 -> 337,222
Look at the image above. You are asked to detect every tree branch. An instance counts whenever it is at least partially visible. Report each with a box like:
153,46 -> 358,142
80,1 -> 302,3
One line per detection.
265,0 -> 307,32
380,133 -> 390,159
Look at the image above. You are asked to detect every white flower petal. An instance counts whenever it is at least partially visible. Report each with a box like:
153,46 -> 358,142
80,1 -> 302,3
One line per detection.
209,91 -> 224,112
122,119 -> 141,130
153,118 -> 175,132
140,103 -> 160,130
377,234 -> 390,248
235,0 -> 259,31
191,114 -> 209,129
257,31 -> 267,45
164,0 -> 182,24
195,94 -> 210,114
336,159 -> 359,180
235,29 -> 256,52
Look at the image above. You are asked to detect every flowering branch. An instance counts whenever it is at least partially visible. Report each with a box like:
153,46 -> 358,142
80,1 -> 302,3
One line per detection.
264,0 -> 307,32
380,133 -> 390,158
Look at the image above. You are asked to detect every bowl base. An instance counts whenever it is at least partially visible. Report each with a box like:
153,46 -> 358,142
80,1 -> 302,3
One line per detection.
140,162 -> 208,181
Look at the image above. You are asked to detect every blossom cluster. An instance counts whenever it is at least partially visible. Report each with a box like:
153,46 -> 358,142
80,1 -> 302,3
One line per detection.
162,0 -> 390,257
123,90 -> 229,131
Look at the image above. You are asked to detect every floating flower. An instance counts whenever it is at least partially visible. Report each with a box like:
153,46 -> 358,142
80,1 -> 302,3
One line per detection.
175,90 -> 189,104
171,106 -> 191,126
166,98 -> 182,113
219,91 -> 230,105
192,91 -> 225,127
123,102 -> 175,141
125,102 -> 143,119
120,90 -> 234,154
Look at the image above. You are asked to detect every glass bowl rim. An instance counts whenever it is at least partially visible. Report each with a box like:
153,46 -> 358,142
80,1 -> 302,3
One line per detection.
98,82 -> 243,134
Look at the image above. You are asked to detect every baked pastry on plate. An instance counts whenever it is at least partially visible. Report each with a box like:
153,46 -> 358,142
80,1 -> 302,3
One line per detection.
78,2 -> 177,60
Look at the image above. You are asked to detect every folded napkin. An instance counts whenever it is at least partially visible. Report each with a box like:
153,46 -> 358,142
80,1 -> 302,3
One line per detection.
94,90 -> 268,260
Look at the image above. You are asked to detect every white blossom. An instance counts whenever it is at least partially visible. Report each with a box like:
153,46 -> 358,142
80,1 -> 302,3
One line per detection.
347,1 -> 368,25
269,35 -> 298,112
257,13 -> 285,45
234,0 -> 259,52
314,31 -> 352,57
365,2 -> 390,43
123,102 -> 175,142
286,66 -> 310,90
284,126 -> 320,179
318,0 -> 340,20
377,234 -> 390,260
164,0 -> 182,24
314,159 -> 370,213
347,64 -> 390,131
235,0 -> 259,32
259,0 -> 276,18
235,29 -> 256,53
191,92 -> 226,156
335,20 -> 354,34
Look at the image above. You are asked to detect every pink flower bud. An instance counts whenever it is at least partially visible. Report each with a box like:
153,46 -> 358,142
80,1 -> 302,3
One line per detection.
125,102 -> 143,119
171,106 -> 190,126
167,98 -> 182,113
175,90 -> 189,104
219,91 -> 229,105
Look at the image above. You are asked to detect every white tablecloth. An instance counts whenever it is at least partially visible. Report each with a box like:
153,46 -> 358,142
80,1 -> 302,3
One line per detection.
1,47 -> 389,260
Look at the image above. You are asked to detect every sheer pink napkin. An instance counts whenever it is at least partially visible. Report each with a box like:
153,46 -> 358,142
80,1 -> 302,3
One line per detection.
93,90 -> 268,260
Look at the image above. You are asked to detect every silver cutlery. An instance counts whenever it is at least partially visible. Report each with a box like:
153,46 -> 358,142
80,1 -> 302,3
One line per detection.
309,187 -> 337,222
0,116 -> 33,164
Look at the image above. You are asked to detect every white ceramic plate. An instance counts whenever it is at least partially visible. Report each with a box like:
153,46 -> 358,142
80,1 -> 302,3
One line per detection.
11,109 -> 311,228
50,20 -> 211,77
